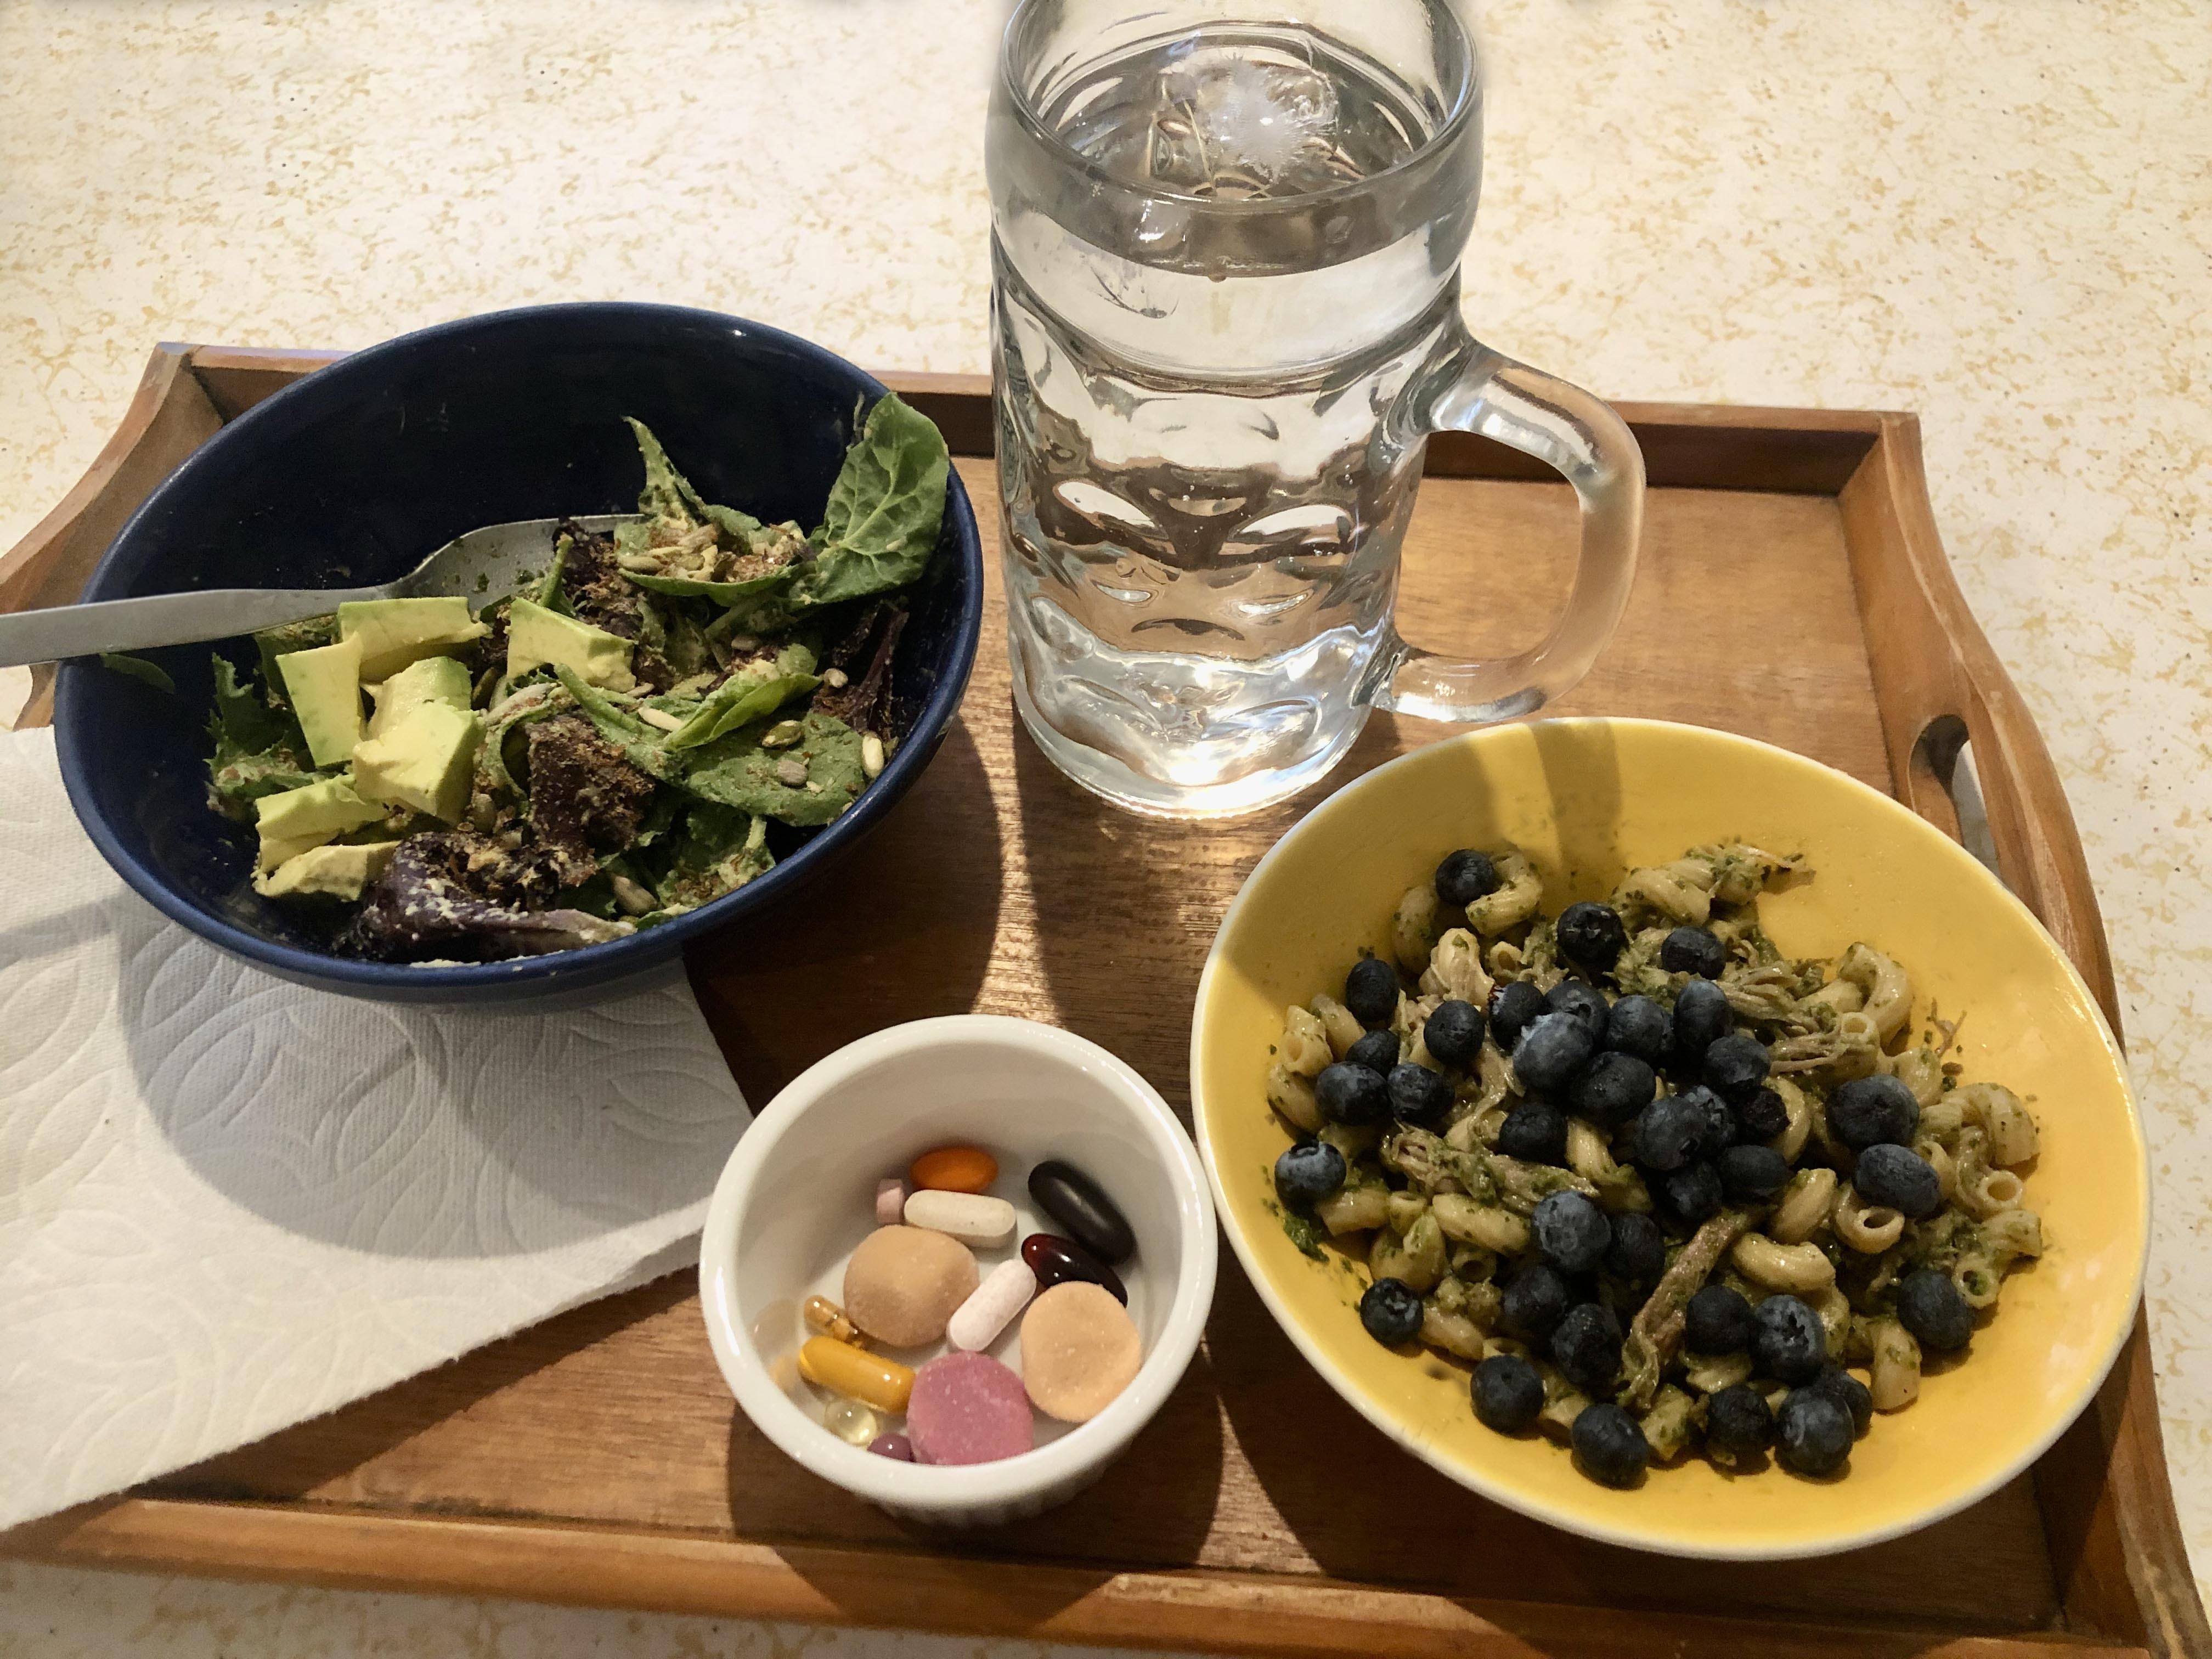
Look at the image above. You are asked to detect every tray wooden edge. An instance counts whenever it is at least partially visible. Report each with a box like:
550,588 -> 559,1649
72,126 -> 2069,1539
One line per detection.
1,345 -> 2201,1657
3,1499 -> 2152,1659
1839,425 -> 2207,1657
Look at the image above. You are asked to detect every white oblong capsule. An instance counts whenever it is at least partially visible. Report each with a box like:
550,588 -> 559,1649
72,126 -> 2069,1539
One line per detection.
904,1187 -> 1017,1247
874,1177 -> 906,1226
946,1257 -> 1038,1352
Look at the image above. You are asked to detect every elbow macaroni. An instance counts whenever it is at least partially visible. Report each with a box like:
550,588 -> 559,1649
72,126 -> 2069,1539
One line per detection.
1263,838 -> 2047,1484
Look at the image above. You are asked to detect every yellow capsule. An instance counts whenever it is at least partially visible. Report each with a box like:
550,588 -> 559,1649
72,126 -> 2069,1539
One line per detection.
797,1336 -> 915,1413
804,1295 -> 865,1346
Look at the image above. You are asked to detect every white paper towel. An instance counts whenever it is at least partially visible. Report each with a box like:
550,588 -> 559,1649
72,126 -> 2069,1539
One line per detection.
0,725 -> 749,1530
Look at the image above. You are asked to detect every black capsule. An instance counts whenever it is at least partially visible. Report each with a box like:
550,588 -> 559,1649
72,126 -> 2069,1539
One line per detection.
1021,1232 -> 1127,1304
1028,1159 -> 1135,1265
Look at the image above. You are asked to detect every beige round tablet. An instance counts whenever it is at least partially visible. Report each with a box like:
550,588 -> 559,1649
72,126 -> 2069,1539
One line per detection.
1019,1281 -> 1142,1423
843,1225 -> 979,1348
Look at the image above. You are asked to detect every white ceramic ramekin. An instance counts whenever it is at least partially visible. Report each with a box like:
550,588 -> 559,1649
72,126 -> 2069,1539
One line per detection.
699,1015 -> 1216,1526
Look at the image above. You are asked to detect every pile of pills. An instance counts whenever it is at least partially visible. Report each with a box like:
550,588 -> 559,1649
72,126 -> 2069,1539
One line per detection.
793,1146 -> 1144,1466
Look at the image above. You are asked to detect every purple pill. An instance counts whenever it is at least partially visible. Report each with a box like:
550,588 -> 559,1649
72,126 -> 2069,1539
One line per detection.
867,1432 -> 914,1461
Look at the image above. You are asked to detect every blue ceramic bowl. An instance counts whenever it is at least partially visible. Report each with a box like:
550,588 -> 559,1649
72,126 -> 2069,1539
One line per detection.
54,303 -> 983,1003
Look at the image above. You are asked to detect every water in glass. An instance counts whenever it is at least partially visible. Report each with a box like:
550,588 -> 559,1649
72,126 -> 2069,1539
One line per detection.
990,19 -> 1481,816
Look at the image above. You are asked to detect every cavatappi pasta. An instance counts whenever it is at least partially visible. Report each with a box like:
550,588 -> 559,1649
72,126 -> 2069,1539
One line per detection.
1264,841 -> 2046,1486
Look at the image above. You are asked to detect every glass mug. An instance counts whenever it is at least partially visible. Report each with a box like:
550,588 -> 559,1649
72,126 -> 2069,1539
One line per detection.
988,0 -> 1644,817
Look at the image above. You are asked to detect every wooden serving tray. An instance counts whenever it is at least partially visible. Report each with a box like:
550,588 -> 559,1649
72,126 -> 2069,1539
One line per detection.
3,347 -> 2204,1658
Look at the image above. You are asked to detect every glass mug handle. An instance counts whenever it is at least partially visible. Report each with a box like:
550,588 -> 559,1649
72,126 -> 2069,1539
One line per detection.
1375,335 -> 1645,723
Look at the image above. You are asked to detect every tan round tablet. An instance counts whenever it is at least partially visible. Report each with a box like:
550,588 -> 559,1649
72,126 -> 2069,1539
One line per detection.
1019,1281 -> 1142,1423
843,1225 -> 979,1348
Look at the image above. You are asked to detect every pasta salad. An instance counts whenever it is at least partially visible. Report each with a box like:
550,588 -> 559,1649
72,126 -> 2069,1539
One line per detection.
1263,842 -> 2044,1486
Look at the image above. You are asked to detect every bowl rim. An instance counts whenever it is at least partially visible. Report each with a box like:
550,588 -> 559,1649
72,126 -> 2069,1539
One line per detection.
53,300 -> 985,992
698,1013 -> 1219,1508
1189,715 -> 2150,1560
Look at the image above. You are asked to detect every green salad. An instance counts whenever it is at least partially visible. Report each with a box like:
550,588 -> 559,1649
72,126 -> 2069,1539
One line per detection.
202,394 -> 949,962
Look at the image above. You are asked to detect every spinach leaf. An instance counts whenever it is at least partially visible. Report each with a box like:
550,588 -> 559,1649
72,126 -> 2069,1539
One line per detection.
206,656 -> 328,819
534,535 -> 573,613
672,709 -> 865,825
655,803 -> 774,910
620,562 -> 797,607
552,667 -> 678,781
664,644 -> 819,750
211,655 -> 292,753
98,653 -> 175,695
789,393 -> 948,609
627,416 -> 713,526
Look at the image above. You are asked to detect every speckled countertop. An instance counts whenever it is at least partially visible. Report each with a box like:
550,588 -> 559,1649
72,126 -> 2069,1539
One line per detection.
3,0 -> 2208,1650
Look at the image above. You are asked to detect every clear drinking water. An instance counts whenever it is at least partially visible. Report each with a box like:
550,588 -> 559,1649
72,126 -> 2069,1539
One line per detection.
990,2 -> 1644,817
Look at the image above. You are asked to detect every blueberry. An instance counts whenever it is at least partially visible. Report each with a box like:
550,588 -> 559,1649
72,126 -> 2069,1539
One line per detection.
1604,994 -> 1672,1064
1570,1052 -> 1657,1127
1359,1277 -> 1425,1347
1423,1000 -> 1484,1068
1470,1353 -> 1545,1434
1546,979 -> 1611,1041
1533,1190 -> 1611,1273
1660,1159 -> 1724,1224
1489,981 -> 1547,1049
1853,1142 -> 1943,1218
1496,1101 -> 1568,1163
1717,1143 -> 1791,1202
1808,1364 -> 1873,1437
1677,1082 -> 1735,1153
1571,1402 -> 1649,1487
1344,1029 -> 1401,1075
1895,1267 -> 1974,1352
1550,1301 -> 1624,1396
1776,1388 -> 1854,1475
1387,1063 -> 1453,1127
1273,1141 -> 1347,1206
1513,1012 -> 1595,1098
1315,1062 -> 1389,1125
1605,1212 -> 1667,1289
1672,977 -> 1733,1059
1705,1384 -> 1775,1463
1435,849 -> 1500,906
1344,957 -> 1401,1028
1753,1294 -> 1829,1384
1685,1284 -> 1757,1353
1500,1262 -> 1573,1339
1630,1092 -> 1706,1171
1702,1033 -> 1771,1105
1660,926 -> 1728,978
1826,1074 -> 1920,1149
1556,902 -> 1629,973
1735,1087 -> 1790,1142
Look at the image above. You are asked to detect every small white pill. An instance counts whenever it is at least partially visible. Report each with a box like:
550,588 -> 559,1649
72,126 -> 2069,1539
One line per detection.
904,1188 -> 1017,1246
947,1258 -> 1037,1352
874,1178 -> 906,1226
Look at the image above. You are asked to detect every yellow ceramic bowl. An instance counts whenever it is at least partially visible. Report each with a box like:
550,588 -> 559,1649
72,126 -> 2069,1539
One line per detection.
1191,719 -> 2147,1559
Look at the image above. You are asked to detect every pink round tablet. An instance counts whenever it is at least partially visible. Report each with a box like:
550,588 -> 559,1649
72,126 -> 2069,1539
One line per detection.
905,1352 -> 1034,1466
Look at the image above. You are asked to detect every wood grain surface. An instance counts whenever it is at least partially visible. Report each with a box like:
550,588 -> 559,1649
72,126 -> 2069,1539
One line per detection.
3,354 -> 2203,1659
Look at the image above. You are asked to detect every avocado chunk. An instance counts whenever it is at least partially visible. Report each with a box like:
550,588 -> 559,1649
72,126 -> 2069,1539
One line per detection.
337,596 -> 490,682
252,840 -> 400,900
352,701 -> 479,823
276,637 -> 365,766
253,776 -> 383,868
506,597 -> 636,691
368,654 -> 473,738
